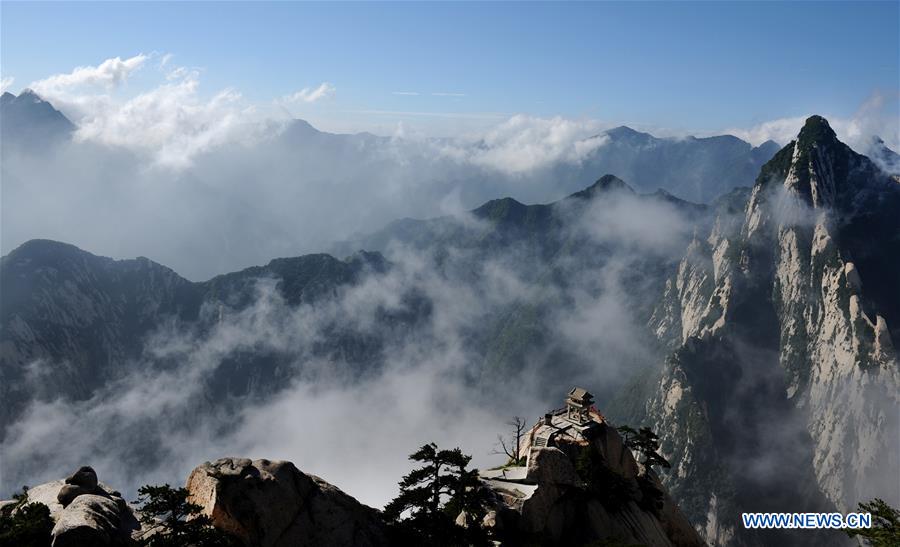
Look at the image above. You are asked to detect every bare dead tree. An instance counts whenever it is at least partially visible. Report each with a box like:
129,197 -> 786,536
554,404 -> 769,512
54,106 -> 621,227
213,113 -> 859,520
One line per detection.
492,416 -> 527,464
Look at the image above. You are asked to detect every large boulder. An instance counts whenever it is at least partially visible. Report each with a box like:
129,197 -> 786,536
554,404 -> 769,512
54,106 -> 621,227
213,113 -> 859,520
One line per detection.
186,457 -> 388,547
0,467 -> 140,547
66,466 -> 100,490
57,466 -> 103,508
51,494 -> 139,547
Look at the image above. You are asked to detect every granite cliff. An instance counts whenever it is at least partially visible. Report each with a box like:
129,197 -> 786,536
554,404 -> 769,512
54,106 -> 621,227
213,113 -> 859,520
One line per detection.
631,116 -> 900,545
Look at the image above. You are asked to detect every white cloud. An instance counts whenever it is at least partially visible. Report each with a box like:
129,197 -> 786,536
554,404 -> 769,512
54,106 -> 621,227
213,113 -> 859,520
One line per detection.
439,114 -> 608,174
832,91 -> 900,152
24,55 -> 258,169
726,116 -> 807,147
392,91 -> 420,96
72,71 -> 250,169
282,82 -> 335,104
30,54 -> 148,95
165,66 -> 191,81
0,76 -> 14,94
726,92 -> 899,152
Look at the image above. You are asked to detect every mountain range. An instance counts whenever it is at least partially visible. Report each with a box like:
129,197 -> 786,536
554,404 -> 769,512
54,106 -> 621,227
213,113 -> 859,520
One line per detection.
561,126 -> 781,203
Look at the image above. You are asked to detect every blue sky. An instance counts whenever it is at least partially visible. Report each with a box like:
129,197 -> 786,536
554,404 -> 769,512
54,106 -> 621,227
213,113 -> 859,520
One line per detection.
1,1 -> 898,138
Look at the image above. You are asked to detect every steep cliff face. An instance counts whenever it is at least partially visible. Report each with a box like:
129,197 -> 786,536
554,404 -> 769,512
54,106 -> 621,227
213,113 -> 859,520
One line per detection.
753,118 -> 900,512
643,116 -> 900,545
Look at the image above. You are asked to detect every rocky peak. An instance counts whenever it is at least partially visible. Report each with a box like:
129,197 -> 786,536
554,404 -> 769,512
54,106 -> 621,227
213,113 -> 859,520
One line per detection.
282,118 -> 325,143
796,115 -> 839,151
568,174 -> 634,201
866,135 -> 900,175
471,196 -> 529,221
593,173 -> 632,191
642,113 -> 900,545
16,88 -> 44,102
603,125 -> 655,145
0,88 -> 75,146
186,458 -> 388,547
750,115 -> 869,218
476,387 -> 703,546
3,238 -> 98,266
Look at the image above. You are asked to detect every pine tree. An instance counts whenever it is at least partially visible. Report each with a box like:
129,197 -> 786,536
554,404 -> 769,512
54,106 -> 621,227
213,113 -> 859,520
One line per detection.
384,443 -> 490,546
845,498 -> 900,546
0,487 -> 53,547
134,484 -> 235,547
617,425 -> 670,472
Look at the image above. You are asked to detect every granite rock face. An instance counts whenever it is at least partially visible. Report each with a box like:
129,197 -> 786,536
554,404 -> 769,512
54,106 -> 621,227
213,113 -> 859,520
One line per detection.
641,116 -> 900,545
186,457 -> 389,547
525,447 -> 581,487
482,410 -> 703,547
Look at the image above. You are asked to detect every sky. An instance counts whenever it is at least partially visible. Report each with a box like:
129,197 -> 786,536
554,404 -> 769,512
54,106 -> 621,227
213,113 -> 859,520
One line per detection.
2,1 -> 898,138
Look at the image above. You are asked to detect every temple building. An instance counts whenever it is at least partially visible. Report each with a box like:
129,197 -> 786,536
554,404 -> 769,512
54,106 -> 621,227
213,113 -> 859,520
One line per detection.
525,387 -> 604,457
565,387 -> 594,424
479,386 -> 608,493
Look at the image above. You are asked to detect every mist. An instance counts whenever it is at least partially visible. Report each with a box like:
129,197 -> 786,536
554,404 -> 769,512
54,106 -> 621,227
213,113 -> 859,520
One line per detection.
2,121 -> 619,281
0,182 -> 701,506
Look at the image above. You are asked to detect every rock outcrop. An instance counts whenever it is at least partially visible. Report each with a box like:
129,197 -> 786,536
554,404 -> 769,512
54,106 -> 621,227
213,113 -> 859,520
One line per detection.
478,391 -> 703,547
186,457 -> 388,547
57,466 -> 103,507
2,433 -> 704,547
51,494 -> 137,547
1,467 -> 139,546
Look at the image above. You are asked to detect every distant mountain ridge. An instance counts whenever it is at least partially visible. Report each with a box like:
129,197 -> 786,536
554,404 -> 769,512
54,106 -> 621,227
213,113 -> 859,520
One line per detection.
566,126 -> 782,202
4,89 -> 895,214
332,174 -> 708,259
868,135 -> 900,174
0,239 -> 393,437
1,89 -> 779,206
277,118 -> 782,203
0,89 -> 75,147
